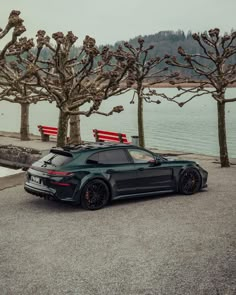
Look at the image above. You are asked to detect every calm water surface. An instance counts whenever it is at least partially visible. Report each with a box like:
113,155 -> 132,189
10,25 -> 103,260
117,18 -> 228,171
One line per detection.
0,88 -> 236,158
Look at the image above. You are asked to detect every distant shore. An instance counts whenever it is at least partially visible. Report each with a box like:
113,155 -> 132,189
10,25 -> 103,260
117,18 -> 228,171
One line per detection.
148,82 -> 236,88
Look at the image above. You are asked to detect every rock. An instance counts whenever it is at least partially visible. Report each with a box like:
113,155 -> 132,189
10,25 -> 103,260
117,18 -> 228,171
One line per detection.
0,144 -> 42,169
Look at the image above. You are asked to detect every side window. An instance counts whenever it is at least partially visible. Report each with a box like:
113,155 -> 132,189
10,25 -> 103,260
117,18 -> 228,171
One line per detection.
86,153 -> 99,164
87,149 -> 130,165
99,149 -> 130,164
128,149 -> 154,163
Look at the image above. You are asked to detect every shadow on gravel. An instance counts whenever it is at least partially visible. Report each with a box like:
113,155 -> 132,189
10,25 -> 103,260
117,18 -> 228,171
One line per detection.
23,189 -> 208,212
24,194 -> 174,212
111,189 -> 208,208
24,197 -> 82,213
111,192 -> 174,207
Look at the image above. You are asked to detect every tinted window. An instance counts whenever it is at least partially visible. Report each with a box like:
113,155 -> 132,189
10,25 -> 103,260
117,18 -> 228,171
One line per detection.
38,152 -> 72,168
87,149 -> 130,165
128,149 -> 154,163
87,153 -> 99,164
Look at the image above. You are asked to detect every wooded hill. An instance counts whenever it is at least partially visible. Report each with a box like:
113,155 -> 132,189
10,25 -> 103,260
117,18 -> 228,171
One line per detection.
110,30 -> 235,58
101,30 -> 236,78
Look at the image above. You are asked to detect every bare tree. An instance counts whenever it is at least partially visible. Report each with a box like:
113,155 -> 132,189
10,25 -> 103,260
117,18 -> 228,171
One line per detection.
24,31 -> 133,146
0,10 -> 26,57
0,80 -> 47,140
164,28 -> 236,167
0,11 -> 46,140
117,39 -> 175,147
0,54 -> 48,140
1,11 -> 133,146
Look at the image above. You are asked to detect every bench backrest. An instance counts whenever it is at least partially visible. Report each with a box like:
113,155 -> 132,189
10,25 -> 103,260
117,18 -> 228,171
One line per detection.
93,129 -> 129,143
38,125 -> 58,136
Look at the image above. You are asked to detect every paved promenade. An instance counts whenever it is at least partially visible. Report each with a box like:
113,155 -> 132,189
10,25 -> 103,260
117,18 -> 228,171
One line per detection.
0,154 -> 236,295
0,131 -> 235,294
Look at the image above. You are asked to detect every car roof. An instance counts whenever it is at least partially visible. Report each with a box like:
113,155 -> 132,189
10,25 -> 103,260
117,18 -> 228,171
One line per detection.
50,142 -> 138,155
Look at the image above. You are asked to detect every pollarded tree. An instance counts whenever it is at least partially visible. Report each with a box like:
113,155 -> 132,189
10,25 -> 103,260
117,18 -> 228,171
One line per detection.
0,11 -> 46,140
165,28 -> 236,167
0,74 -> 47,141
0,10 -> 26,57
117,39 -> 176,147
29,31 -> 133,146
0,48 -> 48,140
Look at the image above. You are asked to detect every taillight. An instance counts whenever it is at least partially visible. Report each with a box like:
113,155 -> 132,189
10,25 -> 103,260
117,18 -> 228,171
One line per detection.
51,182 -> 71,186
47,170 -> 74,176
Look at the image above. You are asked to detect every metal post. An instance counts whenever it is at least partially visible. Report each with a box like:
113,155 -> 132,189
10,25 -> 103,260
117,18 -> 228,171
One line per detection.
131,136 -> 139,146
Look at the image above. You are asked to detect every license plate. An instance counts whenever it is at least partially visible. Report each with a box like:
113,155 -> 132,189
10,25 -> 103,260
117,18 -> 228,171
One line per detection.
31,176 -> 41,184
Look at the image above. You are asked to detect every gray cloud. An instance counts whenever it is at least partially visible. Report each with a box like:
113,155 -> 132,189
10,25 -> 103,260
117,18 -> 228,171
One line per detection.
0,0 -> 235,45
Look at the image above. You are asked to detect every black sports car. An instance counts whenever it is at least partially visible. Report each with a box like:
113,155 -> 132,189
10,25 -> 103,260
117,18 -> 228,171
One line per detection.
24,143 -> 208,210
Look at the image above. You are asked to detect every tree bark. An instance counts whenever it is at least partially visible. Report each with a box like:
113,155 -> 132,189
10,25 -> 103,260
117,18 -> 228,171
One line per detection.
137,86 -> 145,147
57,110 -> 69,147
69,111 -> 82,145
217,100 -> 230,167
20,103 -> 30,141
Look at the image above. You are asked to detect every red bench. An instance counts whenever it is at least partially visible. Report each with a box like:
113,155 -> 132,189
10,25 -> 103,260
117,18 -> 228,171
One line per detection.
38,125 -> 58,141
93,129 -> 130,144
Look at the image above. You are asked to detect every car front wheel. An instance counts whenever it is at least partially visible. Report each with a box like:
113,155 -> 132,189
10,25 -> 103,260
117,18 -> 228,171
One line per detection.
179,168 -> 202,195
81,179 -> 110,210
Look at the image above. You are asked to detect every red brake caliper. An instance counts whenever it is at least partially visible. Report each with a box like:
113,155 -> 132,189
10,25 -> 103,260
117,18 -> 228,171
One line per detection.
85,190 -> 90,202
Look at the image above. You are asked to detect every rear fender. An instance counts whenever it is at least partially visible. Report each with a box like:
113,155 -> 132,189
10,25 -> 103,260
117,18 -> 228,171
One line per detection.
75,176 -> 113,203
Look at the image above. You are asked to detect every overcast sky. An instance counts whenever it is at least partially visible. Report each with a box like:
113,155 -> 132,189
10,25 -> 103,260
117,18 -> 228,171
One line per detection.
1,0 -> 235,45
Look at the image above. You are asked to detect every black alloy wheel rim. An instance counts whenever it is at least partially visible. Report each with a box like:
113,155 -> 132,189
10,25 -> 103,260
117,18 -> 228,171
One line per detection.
84,181 -> 109,209
181,169 -> 201,194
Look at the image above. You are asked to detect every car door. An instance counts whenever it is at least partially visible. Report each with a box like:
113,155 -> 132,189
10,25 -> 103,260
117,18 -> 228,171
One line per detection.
88,149 -> 137,196
127,148 -> 175,193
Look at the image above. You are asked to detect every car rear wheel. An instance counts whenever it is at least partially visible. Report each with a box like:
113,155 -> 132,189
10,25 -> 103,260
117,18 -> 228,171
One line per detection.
81,179 -> 110,210
179,168 -> 202,195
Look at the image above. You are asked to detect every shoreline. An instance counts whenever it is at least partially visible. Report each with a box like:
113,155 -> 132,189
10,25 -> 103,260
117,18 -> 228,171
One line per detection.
1,130 -> 236,162
146,82 -> 236,88
0,130 -> 236,185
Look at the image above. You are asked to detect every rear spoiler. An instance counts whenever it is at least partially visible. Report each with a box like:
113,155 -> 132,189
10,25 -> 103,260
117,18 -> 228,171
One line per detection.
50,148 -> 73,157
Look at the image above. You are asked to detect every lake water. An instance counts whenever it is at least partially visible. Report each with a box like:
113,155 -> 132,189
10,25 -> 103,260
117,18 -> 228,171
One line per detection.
0,88 -> 236,158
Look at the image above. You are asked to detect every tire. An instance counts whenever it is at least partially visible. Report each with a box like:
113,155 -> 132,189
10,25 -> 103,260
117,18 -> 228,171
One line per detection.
80,179 -> 110,210
179,168 -> 202,195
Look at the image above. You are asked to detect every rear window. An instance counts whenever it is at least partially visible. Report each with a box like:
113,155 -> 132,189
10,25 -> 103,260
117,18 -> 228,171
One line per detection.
37,152 -> 73,168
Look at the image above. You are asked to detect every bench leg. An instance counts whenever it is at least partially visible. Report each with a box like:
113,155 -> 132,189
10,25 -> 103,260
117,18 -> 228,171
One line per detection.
41,133 -> 50,142
118,133 -> 123,143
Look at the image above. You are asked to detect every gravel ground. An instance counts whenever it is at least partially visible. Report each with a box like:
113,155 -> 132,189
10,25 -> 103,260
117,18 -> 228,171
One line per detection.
0,159 -> 235,295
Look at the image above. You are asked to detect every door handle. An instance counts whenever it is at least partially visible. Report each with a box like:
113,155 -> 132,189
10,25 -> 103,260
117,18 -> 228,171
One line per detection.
137,167 -> 144,171
106,169 -> 115,174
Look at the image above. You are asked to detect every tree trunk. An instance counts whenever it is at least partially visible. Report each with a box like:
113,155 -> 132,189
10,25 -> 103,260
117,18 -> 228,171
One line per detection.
217,101 -> 230,167
20,103 -> 30,141
69,112 -> 82,145
57,110 -> 69,147
137,90 -> 145,148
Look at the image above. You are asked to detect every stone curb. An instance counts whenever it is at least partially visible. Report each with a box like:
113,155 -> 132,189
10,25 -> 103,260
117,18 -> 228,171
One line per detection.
0,172 -> 25,191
